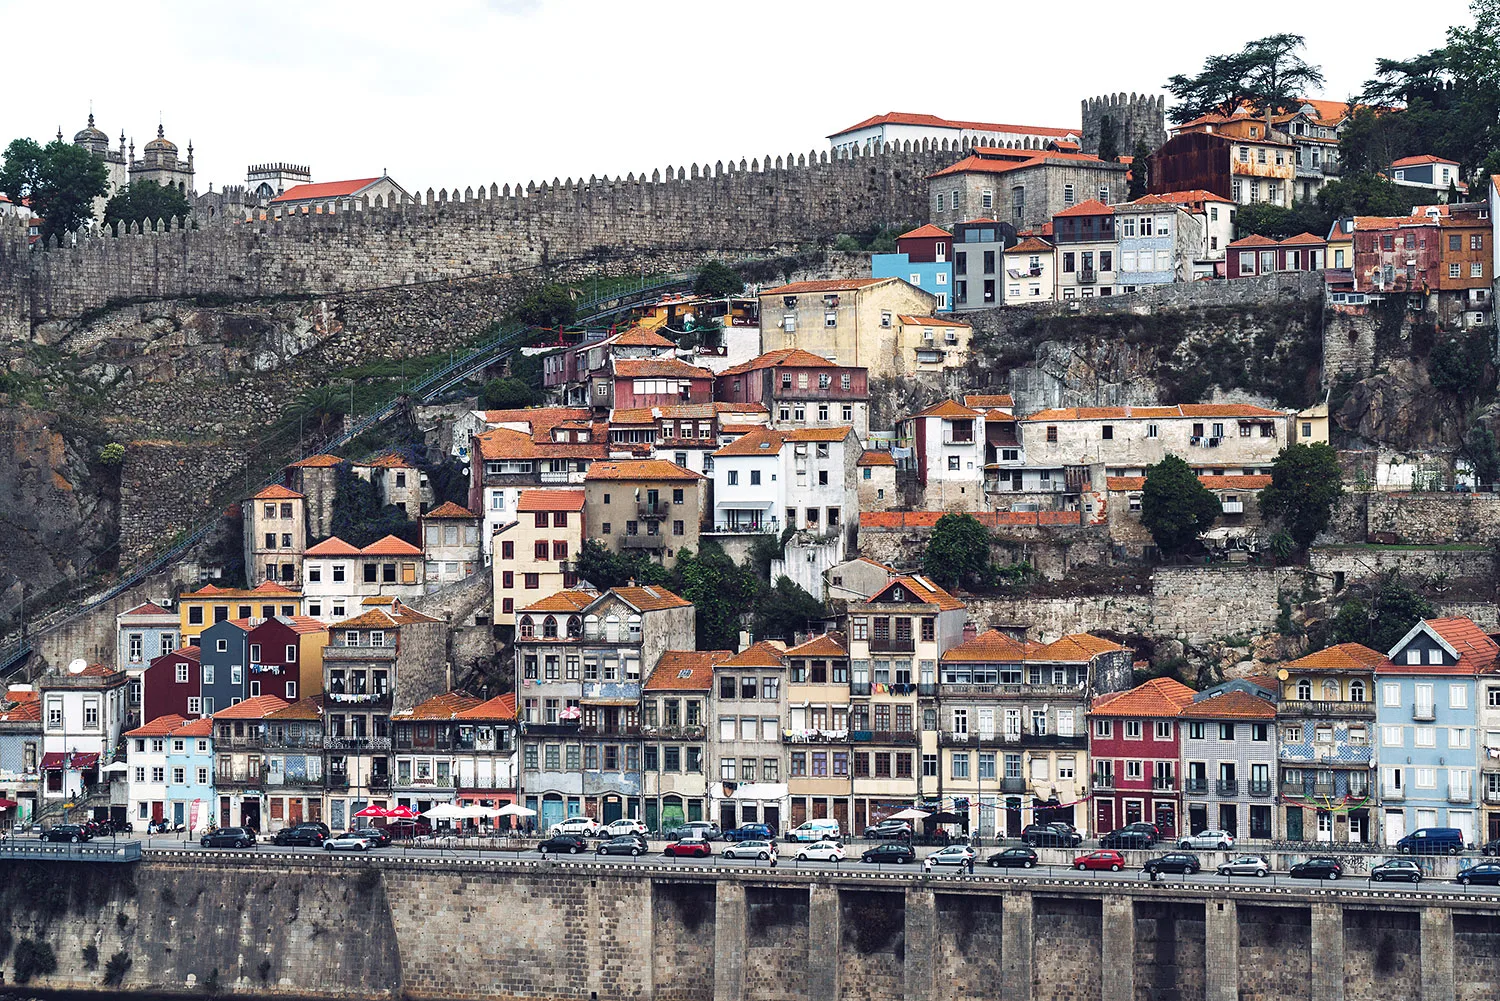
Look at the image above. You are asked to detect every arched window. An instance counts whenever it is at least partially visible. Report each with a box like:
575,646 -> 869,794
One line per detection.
519,616 -> 535,639
627,614 -> 642,642
605,615 -> 621,642
1296,679 -> 1312,701
583,614 -> 599,639
567,616 -> 582,638
1322,679 -> 1340,701
542,616 -> 559,639
1348,680 -> 1367,703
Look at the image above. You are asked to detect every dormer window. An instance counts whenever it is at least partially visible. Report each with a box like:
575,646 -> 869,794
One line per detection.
1406,648 -> 1421,665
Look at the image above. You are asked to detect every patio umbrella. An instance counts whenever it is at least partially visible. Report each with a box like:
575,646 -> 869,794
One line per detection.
495,804 -> 536,817
386,805 -> 419,820
354,804 -> 389,819
422,804 -> 468,820
460,804 -> 501,819
887,808 -> 930,821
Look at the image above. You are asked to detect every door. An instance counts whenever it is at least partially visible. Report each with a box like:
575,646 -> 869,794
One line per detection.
1096,800 -> 1114,836
832,799 -> 849,834
1218,803 -> 1238,835
1125,800 -> 1143,825
1384,809 -> 1407,846
1188,804 -> 1207,834
1490,812 -> 1500,844
1286,807 -> 1304,841
602,796 -> 623,824
289,799 -> 303,827
1005,798 -> 1022,837
1452,811 -> 1476,846
763,805 -> 780,835
151,801 -> 165,822
790,798 -> 808,829
1316,810 -> 1333,842
540,796 -> 565,832
720,802 -> 737,832
173,802 -> 185,826
1349,810 -> 1368,844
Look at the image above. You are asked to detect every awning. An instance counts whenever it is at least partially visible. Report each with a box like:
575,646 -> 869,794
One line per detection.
0,798 -> 18,810
39,752 -> 67,771
71,752 -> 100,769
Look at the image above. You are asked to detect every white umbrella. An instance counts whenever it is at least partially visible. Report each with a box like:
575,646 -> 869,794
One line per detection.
886,808 -> 930,821
459,804 -> 501,819
422,804 -> 468,820
496,804 -> 536,817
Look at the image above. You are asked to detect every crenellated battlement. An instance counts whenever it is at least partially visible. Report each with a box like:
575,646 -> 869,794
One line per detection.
1081,92 -> 1167,156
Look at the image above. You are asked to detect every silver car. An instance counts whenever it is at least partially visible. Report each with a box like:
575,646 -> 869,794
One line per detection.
1178,829 -> 1235,850
722,839 -> 778,861
1215,854 -> 1270,877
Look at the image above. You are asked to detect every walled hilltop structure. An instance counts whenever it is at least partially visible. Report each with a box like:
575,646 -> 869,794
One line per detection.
1081,93 -> 1167,157
67,114 -> 196,218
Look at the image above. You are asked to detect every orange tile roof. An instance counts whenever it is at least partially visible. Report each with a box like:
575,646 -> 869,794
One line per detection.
584,459 -> 703,481
1007,237 -> 1055,254
785,632 -> 848,658
784,427 -> 854,442
0,699 -> 41,722
721,640 -> 787,667
359,452 -> 414,469
252,484 -> 303,500
331,604 -> 438,629
483,406 -> 593,429
361,534 -> 423,556
1392,154 -> 1459,167
1023,404 -> 1284,422
126,713 -> 211,737
120,601 -> 173,618
1040,633 -> 1128,661
361,597 -> 397,606
898,224 -> 953,239
270,178 -> 382,202
613,584 -> 692,612
871,576 -> 965,611
856,451 -> 897,467
1055,198 -> 1113,217
963,394 -> 1014,409
183,583 -> 303,600
1199,475 -> 1271,490
760,278 -> 888,295
713,427 -> 788,457
1227,234 -> 1280,248
392,690 -> 482,721
1427,618 -> 1500,673
1107,477 -> 1147,491
519,590 -> 598,613
455,692 -> 517,721
898,314 -> 970,327
289,454 -> 343,468
913,399 -> 979,419
645,650 -> 732,691
212,694 -> 291,720
516,489 -> 586,512
1285,642 -> 1385,672
718,348 -> 844,376
829,111 -> 1077,140
613,357 -> 713,380
306,536 -> 362,556
282,615 -> 330,635
613,326 -> 677,347
1126,190 -> 1235,207
423,501 -> 476,519
473,426 -> 605,462
1180,690 -> 1277,720
1091,676 -> 1197,717
266,695 -> 323,721
719,424 -> 766,436
1278,232 -> 1327,247
941,629 -> 1031,662
252,581 -> 298,594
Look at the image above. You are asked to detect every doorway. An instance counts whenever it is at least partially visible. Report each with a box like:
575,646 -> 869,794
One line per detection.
720,801 -> 738,832
1316,810 -> 1333,842
1383,809 -> 1407,845
1286,807 -> 1304,841
602,796 -> 623,824
241,799 -> 262,832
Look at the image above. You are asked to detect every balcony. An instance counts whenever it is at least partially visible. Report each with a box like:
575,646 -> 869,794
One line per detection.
1382,785 -> 1404,801
393,775 -> 453,790
621,534 -> 666,550
1276,700 -> 1375,718
577,724 -> 643,738
705,519 -> 780,536
521,721 -> 583,736
325,645 -> 397,663
1278,744 -> 1373,764
868,636 -> 915,653
325,691 -> 392,709
1152,777 -> 1176,792
1484,788 -> 1500,805
942,434 -> 976,446
850,682 -> 872,697
1248,779 -> 1273,797
1078,267 -> 1097,285
268,773 -> 325,789
265,733 -> 325,750
369,774 -> 392,791
1215,779 -> 1239,796
643,725 -> 706,741
850,730 -> 918,746
1184,777 -> 1209,794
1092,775 -> 1115,791
1413,704 -> 1436,722
215,734 -> 267,750
917,683 -> 937,697
214,771 -> 262,788
637,501 -> 670,520
939,683 -> 1086,699
1221,500 -> 1245,514
323,736 -> 393,751
1448,785 -> 1473,804
783,730 -> 849,744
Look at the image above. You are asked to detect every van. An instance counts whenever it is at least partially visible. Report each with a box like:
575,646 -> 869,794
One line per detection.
785,819 -> 841,843
1396,827 -> 1465,855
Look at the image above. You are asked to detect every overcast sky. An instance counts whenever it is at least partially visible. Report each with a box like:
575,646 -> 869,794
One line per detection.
8,0 -> 1474,194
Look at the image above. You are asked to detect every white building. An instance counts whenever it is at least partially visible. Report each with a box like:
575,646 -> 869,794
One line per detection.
897,400 -> 989,510
39,661 -> 129,802
301,535 -> 427,623
709,426 -> 862,538
829,111 -> 1080,156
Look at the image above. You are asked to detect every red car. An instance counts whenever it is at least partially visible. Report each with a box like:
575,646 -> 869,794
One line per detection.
663,837 -> 712,859
1074,850 -> 1125,872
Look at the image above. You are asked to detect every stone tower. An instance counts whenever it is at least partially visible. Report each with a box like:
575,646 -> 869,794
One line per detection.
1081,93 -> 1167,157
244,483 -> 307,587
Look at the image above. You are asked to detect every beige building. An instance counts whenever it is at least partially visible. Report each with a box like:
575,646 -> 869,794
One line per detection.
1018,404 -> 1293,476
1295,403 -> 1330,445
244,484 -> 307,587
583,460 -> 704,569
710,641 -> 790,833
758,278 -> 940,380
856,452 -> 898,510
420,502 -> 482,591
895,314 -> 972,376
493,489 -> 585,625
1003,237 -> 1058,303
641,649 -> 726,831
784,633 -> 854,830
352,454 -> 424,520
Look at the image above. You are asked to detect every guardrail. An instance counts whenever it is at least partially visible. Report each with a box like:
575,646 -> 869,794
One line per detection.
0,840 -> 142,862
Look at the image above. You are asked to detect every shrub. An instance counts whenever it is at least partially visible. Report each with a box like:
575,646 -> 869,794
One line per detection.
104,951 -> 132,986
82,943 -> 98,969
14,938 -> 57,984
96,441 -> 126,466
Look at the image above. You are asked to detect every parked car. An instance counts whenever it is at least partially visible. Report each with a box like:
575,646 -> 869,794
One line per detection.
1456,862 -> 1500,886
40,825 -> 91,844
1021,822 -> 1081,847
1143,852 -> 1201,876
272,824 -> 328,847
795,839 -> 846,862
986,847 -> 1039,869
1074,850 -> 1126,872
1482,838 -> 1500,857
723,839 -> 779,861
323,832 -> 377,851
1177,829 -> 1234,851
1396,827 -> 1465,856
1122,822 -> 1162,844
786,819 -> 842,843
549,817 -> 601,838
1289,857 -> 1344,880
864,819 -> 913,840
201,826 -> 256,848
345,826 -> 392,846
1215,855 -> 1270,878
1370,858 -> 1423,883
663,836 -> 712,859
860,843 -> 916,864
538,834 -> 589,854
927,845 -> 977,867
600,819 -> 650,838
1099,829 -> 1153,850
596,836 -> 648,857
664,821 -> 721,842
723,823 -> 774,842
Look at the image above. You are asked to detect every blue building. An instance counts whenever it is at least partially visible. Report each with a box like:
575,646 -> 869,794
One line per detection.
199,620 -> 250,715
125,714 -> 215,830
0,694 -> 41,822
116,601 -> 181,726
1375,618 -> 1495,847
871,225 -> 954,311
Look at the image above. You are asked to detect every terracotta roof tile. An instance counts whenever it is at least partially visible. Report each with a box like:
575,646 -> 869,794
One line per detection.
1227,234 -> 1281,248
211,694 -> 291,720
856,451 -> 897,467
266,695 -> 324,721
289,454 -> 343,468
1392,154 -> 1459,167
252,484 -> 304,500
1426,618 -> 1500,673
584,459 -> 703,481
1055,198 -> 1114,217
785,632 -> 848,657
519,590 -> 598,613
613,357 -> 713,380
898,314 -> 970,327
720,641 -> 787,668
1007,237 -> 1055,254
127,714 -> 214,737
423,501 -> 476,519
359,452 -> 414,469
361,534 -> 423,556
760,278 -> 888,295
1181,690 -> 1277,720
119,601 -> 173,618
963,394 -> 1014,409
913,399 -> 980,419
1287,642 -> 1386,672
306,536 -> 362,556
713,427 -> 788,457
718,348 -> 844,376
1039,633 -> 1128,661
870,576 -> 965,612
516,489 -> 586,512
613,326 -> 677,347
455,692 -> 517,721
270,178 -> 382,203
612,584 -> 692,612
473,426 -> 605,462
1091,676 -> 1196,717
645,650 -> 732,691
1277,232 -> 1327,247
941,629 -> 1031,663
0,699 -> 41,722
898,224 -> 953,239
392,690 -> 483,721
783,427 -> 853,442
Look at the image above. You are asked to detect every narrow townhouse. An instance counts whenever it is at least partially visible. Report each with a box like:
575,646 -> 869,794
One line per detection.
784,632 -> 853,830
642,650 -> 725,831
1088,677 -> 1196,838
262,695 -> 325,831
1179,683 -> 1279,840
124,714 -> 214,831
710,641 -> 791,833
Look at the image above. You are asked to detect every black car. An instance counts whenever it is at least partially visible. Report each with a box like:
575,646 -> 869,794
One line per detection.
40,824 -> 91,844
986,847 -> 1039,869
1456,862 -> 1500,886
1021,822 -> 1082,847
597,836 -> 648,857
345,826 -> 392,847
539,834 -> 589,854
1289,857 -> 1343,880
201,826 -> 257,848
1370,859 -> 1423,883
864,819 -> 913,840
1483,838 -> 1500,857
1143,852 -> 1201,875
1100,828 -> 1154,850
860,843 -> 916,864
272,824 -> 328,847
1122,822 -> 1162,844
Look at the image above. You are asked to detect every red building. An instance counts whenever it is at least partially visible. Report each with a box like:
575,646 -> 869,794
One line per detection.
246,617 -> 323,703
1088,677 -> 1195,837
610,357 -> 714,410
1227,232 -> 1328,278
894,223 -> 951,263
1351,215 -> 1441,292
141,645 -> 203,724
714,349 -> 870,430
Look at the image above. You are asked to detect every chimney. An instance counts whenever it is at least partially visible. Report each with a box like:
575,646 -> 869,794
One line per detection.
738,629 -> 751,653
962,620 -> 978,643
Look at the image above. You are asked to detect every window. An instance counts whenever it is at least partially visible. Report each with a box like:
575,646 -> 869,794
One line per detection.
1451,685 -> 1468,709
1094,719 -> 1112,738
1155,721 -> 1172,740
1383,682 -> 1402,707
1124,720 -> 1142,739
1063,184 -> 1075,206
1451,263 -> 1463,279
951,752 -> 969,779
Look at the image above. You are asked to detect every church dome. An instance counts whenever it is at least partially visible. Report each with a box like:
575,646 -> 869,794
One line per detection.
144,124 -> 177,153
73,113 -> 108,145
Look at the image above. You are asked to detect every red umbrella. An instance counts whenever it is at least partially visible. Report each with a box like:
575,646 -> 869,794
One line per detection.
385,805 -> 418,819
354,804 -> 389,818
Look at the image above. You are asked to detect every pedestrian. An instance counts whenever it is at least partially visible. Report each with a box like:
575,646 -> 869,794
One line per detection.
923,855 -> 934,874
966,854 -> 974,875
769,852 -> 777,868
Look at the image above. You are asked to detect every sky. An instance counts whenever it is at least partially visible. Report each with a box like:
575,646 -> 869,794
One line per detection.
4,0 -> 1476,195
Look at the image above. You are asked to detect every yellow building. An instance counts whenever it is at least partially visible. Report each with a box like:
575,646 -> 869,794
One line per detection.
178,582 -> 303,644
757,278 -> 940,380
1295,403 -> 1330,445
784,633 -> 854,830
493,489 -> 586,626
895,314 -> 972,376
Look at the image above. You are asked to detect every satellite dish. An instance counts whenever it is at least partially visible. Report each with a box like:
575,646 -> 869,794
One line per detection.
1276,669 -> 1289,681
67,658 -> 87,675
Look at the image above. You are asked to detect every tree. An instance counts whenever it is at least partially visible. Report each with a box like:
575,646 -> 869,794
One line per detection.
670,543 -> 760,651
1333,572 -> 1437,652
574,539 -> 668,591
480,376 -> 538,410
1096,115 -> 1120,162
1429,329 -> 1493,403
1466,424 -> 1500,485
1140,455 -> 1222,556
0,137 -> 109,244
693,261 -> 744,298
1165,34 -> 1323,124
922,513 -> 991,589
1258,443 -> 1345,550
328,465 -> 416,548
753,576 -> 825,643
103,179 -> 191,234
1127,141 -> 1152,199
512,285 -> 576,329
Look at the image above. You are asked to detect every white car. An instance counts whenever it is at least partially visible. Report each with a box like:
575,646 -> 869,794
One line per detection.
795,839 -> 846,862
722,839 -> 779,861
926,845 -> 977,867
549,817 -> 601,838
600,818 -> 649,838
1178,829 -> 1235,851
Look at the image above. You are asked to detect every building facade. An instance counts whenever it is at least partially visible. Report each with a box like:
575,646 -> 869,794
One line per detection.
1179,686 -> 1278,840
1277,643 -> 1380,844
1089,677 -> 1196,838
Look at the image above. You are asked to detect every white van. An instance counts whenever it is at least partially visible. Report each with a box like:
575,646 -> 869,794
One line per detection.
785,819 -> 842,843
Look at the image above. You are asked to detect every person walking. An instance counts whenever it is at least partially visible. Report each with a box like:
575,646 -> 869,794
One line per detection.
966,853 -> 975,875
923,854 -> 935,875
